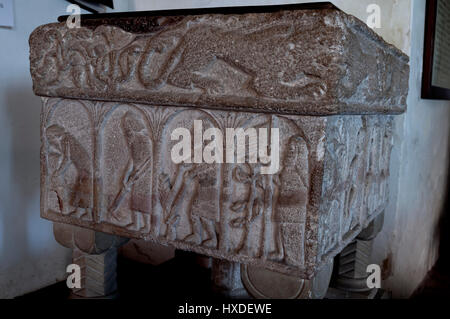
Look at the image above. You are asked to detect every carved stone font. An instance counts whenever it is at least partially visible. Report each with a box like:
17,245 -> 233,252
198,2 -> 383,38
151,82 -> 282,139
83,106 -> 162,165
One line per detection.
30,3 -> 409,297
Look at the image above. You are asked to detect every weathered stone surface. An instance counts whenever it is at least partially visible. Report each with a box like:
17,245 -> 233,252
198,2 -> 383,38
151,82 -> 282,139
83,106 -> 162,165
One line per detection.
30,4 -> 408,285
327,213 -> 384,297
240,259 -> 333,299
119,239 -> 175,265
53,222 -> 127,298
40,97 -> 394,278
211,259 -> 249,299
29,5 -> 409,116
211,257 -> 333,299
53,222 -> 128,254
71,247 -> 118,298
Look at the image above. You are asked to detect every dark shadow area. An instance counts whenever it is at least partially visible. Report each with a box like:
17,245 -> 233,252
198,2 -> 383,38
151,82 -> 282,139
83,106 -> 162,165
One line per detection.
411,159 -> 450,299
17,251 -> 224,300
117,251 -> 223,300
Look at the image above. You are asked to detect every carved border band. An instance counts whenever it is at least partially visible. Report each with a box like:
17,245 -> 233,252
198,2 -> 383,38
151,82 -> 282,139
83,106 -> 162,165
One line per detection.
30,7 -> 409,116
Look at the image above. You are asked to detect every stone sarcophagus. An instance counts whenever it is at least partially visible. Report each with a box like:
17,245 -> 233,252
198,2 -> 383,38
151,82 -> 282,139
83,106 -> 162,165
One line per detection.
29,3 -> 408,297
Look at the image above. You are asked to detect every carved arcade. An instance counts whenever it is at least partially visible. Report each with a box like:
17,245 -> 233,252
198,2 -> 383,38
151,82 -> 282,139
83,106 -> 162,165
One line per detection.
30,3 -> 409,289
41,97 -> 394,277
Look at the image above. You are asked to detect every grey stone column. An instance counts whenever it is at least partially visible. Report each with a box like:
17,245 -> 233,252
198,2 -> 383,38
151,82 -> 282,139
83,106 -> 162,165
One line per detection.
327,213 -> 387,299
72,247 -> 118,298
54,223 -> 128,298
212,258 -> 333,299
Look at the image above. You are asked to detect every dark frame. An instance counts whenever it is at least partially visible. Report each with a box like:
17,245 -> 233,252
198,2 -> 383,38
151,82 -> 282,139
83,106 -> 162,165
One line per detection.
58,2 -> 336,21
67,0 -> 114,14
422,0 -> 450,100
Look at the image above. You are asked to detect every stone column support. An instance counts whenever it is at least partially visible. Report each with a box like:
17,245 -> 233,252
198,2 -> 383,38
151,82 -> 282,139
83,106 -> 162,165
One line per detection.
72,247 -> 118,298
211,259 -> 249,299
53,222 -> 128,298
212,258 -> 333,299
328,213 -> 386,299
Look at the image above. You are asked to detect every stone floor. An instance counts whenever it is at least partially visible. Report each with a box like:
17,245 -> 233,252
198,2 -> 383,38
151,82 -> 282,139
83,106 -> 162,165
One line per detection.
411,261 -> 450,299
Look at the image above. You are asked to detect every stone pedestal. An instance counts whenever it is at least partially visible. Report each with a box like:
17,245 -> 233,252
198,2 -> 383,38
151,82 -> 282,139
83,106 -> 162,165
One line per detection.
53,222 -> 127,298
327,213 -> 385,299
212,259 -> 249,299
71,247 -> 118,298
29,3 -> 409,298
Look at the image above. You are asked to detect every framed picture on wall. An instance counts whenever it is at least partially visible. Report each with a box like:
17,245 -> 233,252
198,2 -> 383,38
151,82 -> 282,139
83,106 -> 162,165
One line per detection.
422,0 -> 450,100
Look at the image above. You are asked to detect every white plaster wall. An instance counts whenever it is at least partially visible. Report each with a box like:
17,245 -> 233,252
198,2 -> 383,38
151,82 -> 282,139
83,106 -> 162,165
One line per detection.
0,0 -> 136,299
130,0 -> 411,54
0,0 -> 135,299
0,0 -> 75,299
131,0 -> 450,297
377,0 -> 450,297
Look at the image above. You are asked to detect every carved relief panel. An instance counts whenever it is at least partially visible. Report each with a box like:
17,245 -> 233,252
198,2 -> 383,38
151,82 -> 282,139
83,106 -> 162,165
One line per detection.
30,8 -> 409,116
41,97 -> 394,277
317,116 -> 393,261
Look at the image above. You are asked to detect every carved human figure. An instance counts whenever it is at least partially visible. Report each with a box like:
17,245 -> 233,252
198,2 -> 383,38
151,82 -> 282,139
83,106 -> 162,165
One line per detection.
109,111 -> 152,231
45,124 -> 92,215
274,136 -> 309,262
256,172 -> 280,259
343,126 -> 365,234
365,123 -> 391,214
159,161 -> 220,246
230,164 -> 264,255
158,113 -> 220,246
184,165 -> 219,248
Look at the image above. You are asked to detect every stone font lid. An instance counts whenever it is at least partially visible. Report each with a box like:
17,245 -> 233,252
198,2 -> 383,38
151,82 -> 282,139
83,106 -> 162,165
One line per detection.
29,2 -> 409,115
